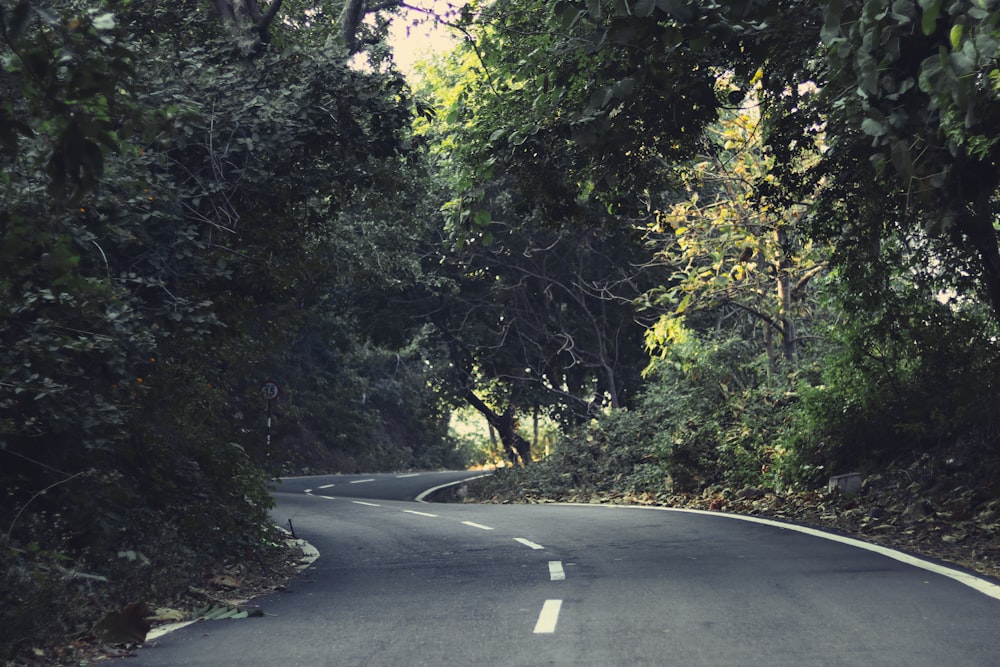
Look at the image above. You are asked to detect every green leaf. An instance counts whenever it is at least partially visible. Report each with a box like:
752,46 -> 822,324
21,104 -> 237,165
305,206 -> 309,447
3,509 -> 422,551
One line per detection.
917,52 -> 944,93
861,118 -> 889,137
920,0 -> 941,35
655,0 -> 694,21
950,42 -> 976,76
890,140 -> 914,178
675,293 -> 692,315
634,0 -> 656,17
820,9 -> 843,46
589,86 -> 614,109
949,24 -> 963,49
559,6 -> 585,31
473,209 -> 492,227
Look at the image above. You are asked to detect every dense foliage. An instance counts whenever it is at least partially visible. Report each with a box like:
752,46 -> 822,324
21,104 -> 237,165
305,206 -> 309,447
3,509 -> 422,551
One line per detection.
441,0 -> 1000,495
0,0 -> 461,655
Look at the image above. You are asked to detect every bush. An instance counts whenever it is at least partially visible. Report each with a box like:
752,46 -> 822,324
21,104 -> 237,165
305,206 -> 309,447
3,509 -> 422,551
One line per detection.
781,293 -> 1000,484
640,330 -> 800,491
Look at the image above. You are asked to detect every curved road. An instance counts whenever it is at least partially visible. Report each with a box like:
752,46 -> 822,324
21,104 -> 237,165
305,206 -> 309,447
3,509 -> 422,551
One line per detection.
131,471 -> 1000,666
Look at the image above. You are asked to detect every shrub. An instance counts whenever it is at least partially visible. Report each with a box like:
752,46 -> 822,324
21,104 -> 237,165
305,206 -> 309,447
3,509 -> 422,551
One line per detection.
781,293 -> 1000,484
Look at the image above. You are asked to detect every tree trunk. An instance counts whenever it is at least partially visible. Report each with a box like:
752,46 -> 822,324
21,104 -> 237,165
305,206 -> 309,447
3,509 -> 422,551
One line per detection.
960,192 -> 1000,324
532,407 -> 539,451
213,0 -> 284,54
464,390 -> 532,466
487,421 -> 499,463
775,226 -> 796,363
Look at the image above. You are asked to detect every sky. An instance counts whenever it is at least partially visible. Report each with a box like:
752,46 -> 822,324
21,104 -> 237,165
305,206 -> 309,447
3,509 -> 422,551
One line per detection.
388,2 -> 461,74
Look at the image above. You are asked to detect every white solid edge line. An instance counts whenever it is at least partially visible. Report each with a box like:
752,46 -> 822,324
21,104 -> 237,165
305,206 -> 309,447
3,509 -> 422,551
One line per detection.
147,620 -> 199,640
403,510 -> 439,517
549,561 -> 566,581
514,537 -> 545,550
564,502 -> 1000,602
462,521 -> 494,531
149,527 -> 320,641
533,599 -> 562,634
414,473 -> 494,503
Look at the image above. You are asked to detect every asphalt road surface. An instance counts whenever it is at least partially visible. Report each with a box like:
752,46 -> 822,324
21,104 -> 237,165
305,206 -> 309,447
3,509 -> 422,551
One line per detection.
130,471 -> 1000,666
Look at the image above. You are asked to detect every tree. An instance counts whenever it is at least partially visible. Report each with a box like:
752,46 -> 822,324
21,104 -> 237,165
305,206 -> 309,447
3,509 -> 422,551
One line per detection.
408,41 -> 665,464
406,0 -> 1000,490
644,85 -> 829,370
439,0 -> 998,328
1,0 -> 445,653
813,0 -> 1000,321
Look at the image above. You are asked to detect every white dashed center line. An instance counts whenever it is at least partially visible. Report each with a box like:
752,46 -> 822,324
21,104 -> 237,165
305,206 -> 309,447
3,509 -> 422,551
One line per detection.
395,473 -> 420,478
352,501 -> 381,507
548,561 -> 566,581
461,521 -> 494,531
402,510 -> 438,517
317,483 -> 336,489
317,495 -> 337,500
533,599 -> 562,634
350,478 -> 376,484
514,537 -> 544,550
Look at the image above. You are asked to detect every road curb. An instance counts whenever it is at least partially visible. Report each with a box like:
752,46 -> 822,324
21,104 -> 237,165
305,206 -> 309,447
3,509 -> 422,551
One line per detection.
415,473 -> 494,503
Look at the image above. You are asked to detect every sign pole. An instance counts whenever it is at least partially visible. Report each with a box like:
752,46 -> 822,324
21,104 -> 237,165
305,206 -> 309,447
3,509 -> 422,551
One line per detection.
260,380 -> 281,455
266,398 -> 272,449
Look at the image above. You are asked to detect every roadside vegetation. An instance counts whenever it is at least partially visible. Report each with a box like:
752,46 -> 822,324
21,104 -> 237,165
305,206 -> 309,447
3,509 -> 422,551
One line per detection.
3,0 -> 1000,661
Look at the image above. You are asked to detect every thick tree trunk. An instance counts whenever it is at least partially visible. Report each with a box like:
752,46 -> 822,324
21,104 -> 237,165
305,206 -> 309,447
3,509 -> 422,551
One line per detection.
464,390 -> 532,466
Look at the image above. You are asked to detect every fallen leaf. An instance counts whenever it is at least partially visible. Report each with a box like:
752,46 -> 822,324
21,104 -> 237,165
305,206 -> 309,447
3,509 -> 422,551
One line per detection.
148,607 -> 186,622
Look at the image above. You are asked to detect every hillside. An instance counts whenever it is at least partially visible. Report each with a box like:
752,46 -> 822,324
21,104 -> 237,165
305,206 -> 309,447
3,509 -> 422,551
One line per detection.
470,439 -> 1000,582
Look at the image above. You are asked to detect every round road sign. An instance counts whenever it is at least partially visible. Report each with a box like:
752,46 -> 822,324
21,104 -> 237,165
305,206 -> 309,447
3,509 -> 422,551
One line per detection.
261,380 -> 281,400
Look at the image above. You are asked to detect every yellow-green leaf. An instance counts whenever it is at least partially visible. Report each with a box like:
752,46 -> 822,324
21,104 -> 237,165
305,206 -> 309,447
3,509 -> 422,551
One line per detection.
949,24 -> 963,49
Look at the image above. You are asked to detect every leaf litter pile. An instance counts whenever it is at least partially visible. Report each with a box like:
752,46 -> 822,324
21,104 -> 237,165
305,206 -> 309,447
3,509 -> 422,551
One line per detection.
9,528 -> 314,666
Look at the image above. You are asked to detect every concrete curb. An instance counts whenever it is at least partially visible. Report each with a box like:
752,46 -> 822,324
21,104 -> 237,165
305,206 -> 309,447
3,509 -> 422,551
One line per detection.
415,473 -> 493,503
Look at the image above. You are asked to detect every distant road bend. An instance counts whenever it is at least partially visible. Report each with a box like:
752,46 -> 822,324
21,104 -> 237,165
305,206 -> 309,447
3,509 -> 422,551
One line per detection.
130,470 -> 1000,666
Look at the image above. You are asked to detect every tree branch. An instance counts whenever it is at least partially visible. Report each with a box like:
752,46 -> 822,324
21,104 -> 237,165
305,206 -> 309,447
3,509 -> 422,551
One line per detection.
258,0 -> 285,43
720,296 -> 786,336
791,263 -> 826,300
